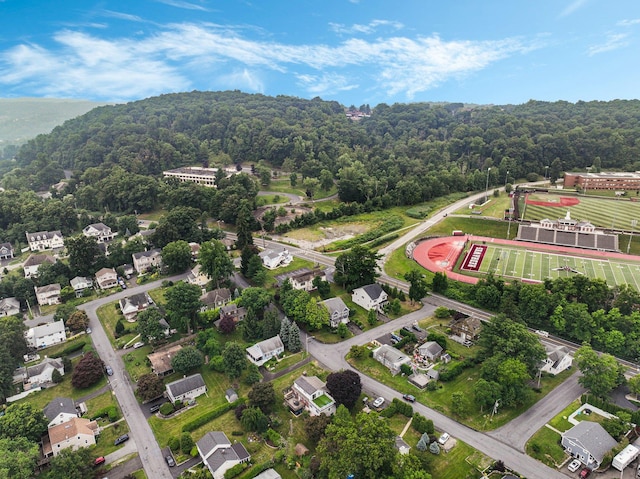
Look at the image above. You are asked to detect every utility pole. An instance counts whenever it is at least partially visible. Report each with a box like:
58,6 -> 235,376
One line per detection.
484,167 -> 491,203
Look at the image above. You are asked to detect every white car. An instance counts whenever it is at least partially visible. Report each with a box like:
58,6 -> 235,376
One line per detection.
568,459 -> 581,472
438,432 -> 450,445
133,341 -> 145,349
372,397 -> 385,408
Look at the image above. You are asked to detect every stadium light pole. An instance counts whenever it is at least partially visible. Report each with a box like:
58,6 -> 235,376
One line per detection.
628,220 -> 637,254
484,167 -> 491,203
504,170 -> 509,190
544,165 -> 549,181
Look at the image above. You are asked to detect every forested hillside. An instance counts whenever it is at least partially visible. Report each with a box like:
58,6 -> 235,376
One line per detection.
2,91 -> 640,246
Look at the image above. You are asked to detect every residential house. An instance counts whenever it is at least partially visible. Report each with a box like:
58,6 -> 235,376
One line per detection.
561,421 -> 617,470
187,264 -> 209,291
418,341 -> 443,362
291,375 -> 336,416
70,276 -> 93,297
25,230 -> 64,251
259,246 -> 293,270
289,269 -> 326,292
122,264 -> 134,277
119,292 -> 154,321
319,297 -> 350,329
14,357 -> 64,388
450,316 -> 482,342
95,267 -> 118,290
372,344 -> 411,375
148,344 -> 182,377
23,254 -> 55,278
201,288 -> 232,311
351,284 -> 388,312
82,222 -> 116,243
25,321 -> 66,349
541,345 -> 574,376
220,303 -> 247,323
35,284 -> 62,306
0,242 -> 14,260
197,431 -> 251,479
44,397 -> 79,428
46,417 -> 99,457
166,373 -> 207,403
0,297 -> 20,317
395,436 -> 411,455
189,242 -> 200,257
246,335 -> 285,366
132,249 -> 162,274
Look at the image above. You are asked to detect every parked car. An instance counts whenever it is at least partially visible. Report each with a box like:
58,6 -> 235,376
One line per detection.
390,333 -> 402,342
114,434 -> 129,446
149,404 -> 161,413
85,327 -> 92,334
133,341 -> 145,349
402,394 -> 416,402
372,397 -> 385,408
412,323 -> 423,332
166,455 -> 176,467
438,432 -> 450,445
579,468 -> 591,479
568,459 -> 581,472
94,456 -> 106,466
401,326 -> 412,334
105,365 -> 113,376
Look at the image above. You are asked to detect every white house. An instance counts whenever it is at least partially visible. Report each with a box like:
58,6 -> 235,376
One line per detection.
14,357 -> 64,387
132,249 -> 162,274
25,321 -> 66,349
291,375 -> 336,416
259,246 -> 293,270
373,344 -> 411,375
23,254 -> 55,278
200,288 -> 232,311
95,267 -> 118,290
70,276 -> 93,297
119,292 -> 153,321
351,284 -> 388,312
197,431 -> 251,479
35,283 -> 62,306
166,373 -> 207,403
289,269 -> 326,291
25,230 -> 64,251
0,297 -> 20,317
246,335 -> 285,366
0,242 -> 14,260
541,345 -> 573,375
187,264 -> 209,291
418,341 -> 443,362
319,297 -> 350,329
46,417 -> 98,457
82,222 -> 116,243
561,421 -> 617,470
44,397 -> 79,428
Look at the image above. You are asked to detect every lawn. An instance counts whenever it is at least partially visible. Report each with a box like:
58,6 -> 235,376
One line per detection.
525,426 -> 566,467
426,216 -> 511,239
256,194 -> 290,206
97,301 -> 138,349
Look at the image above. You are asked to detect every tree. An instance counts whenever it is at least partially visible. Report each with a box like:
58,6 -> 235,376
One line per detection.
326,370 -> 362,409
0,403 -> 48,442
171,346 -> 204,375
53,302 -> 76,323
473,378 -> 502,413
51,368 -> 63,384
248,382 -> 276,413
44,447 -> 93,479
66,310 -> 89,333
235,199 -> 254,250
416,432 -> 430,452
575,344 -> 625,398
137,373 -> 165,402
162,240 -> 192,274
304,296 -> 329,330
239,287 -> 272,316
628,375 -> 640,399
304,414 -> 332,445
313,275 -> 331,299
287,321 -> 301,352
222,342 -> 247,379
246,255 -> 267,285
71,351 -> 104,389
317,406 -> 396,479
405,269 -> 429,304
244,363 -> 262,385
333,245 -> 380,292
165,282 -> 202,333
180,432 -> 195,454
218,314 -> 236,334
136,307 -> 166,344
65,234 -> 103,276
279,316 -> 291,346
240,406 -> 269,433
451,391 -> 468,417
0,437 -> 39,479
0,316 -> 27,359
198,240 -> 234,289
431,271 -> 448,293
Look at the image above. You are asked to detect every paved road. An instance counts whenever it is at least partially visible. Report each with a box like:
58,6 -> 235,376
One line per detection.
79,274 -> 187,479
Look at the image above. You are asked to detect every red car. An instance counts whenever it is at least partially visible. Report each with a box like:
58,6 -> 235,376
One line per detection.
579,468 -> 590,478
94,456 -> 105,466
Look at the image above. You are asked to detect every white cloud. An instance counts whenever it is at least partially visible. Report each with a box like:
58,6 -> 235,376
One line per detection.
101,10 -> 146,23
329,19 -> 404,35
587,33 -> 629,56
618,18 -> 640,27
154,0 -> 209,11
559,0 -> 589,18
0,22 -> 533,101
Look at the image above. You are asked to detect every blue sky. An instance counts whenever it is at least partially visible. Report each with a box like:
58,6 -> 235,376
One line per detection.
0,0 -> 639,106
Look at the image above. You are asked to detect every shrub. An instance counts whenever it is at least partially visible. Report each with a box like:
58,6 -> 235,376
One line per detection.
168,436 -> 180,453
379,404 -> 396,418
412,413 -> 434,434
160,402 -> 175,416
231,431 -> 244,436
425,381 -> 438,391
91,405 -> 119,422
224,462 -> 249,479
400,363 -> 412,376
180,432 -> 195,454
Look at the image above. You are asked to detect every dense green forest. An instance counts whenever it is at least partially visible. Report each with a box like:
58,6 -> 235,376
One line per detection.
3,91 -> 640,244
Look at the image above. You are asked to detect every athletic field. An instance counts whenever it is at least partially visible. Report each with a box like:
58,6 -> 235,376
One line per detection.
461,242 -> 640,288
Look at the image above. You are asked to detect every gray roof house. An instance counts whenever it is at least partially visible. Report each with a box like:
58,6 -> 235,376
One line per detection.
201,288 -> 232,311
70,276 -> 93,297
225,388 -> 238,403
14,357 -> 64,388
0,297 -> 20,317
44,397 -> 79,428
541,345 -> 573,375
132,248 -> 162,274
82,222 -> 116,243
561,421 -> 617,470
197,431 -> 251,479
119,292 -> 154,321
254,469 -> 282,479
372,344 -> 411,375
320,297 -> 350,329
0,242 -> 14,260
351,283 -> 388,312
23,254 -> 55,278
418,341 -> 444,361
246,335 -> 285,366
166,373 -> 207,403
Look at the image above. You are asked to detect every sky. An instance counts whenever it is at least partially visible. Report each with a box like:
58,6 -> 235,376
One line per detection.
0,0 -> 639,106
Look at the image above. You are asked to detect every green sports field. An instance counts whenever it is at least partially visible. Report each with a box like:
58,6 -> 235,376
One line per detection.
467,243 -> 640,289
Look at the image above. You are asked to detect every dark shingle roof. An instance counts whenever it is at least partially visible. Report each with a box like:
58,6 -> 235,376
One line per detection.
166,373 -> 206,398
44,397 -> 76,421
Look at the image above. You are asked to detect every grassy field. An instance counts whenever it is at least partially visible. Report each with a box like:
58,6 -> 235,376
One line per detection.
525,426 -> 565,467
462,242 -> 640,290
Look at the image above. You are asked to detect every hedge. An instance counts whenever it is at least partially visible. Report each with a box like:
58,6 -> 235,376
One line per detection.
224,461 -> 248,479
182,399 -> 244,432
51,340 -> 86,358
90,405 -> 119,422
